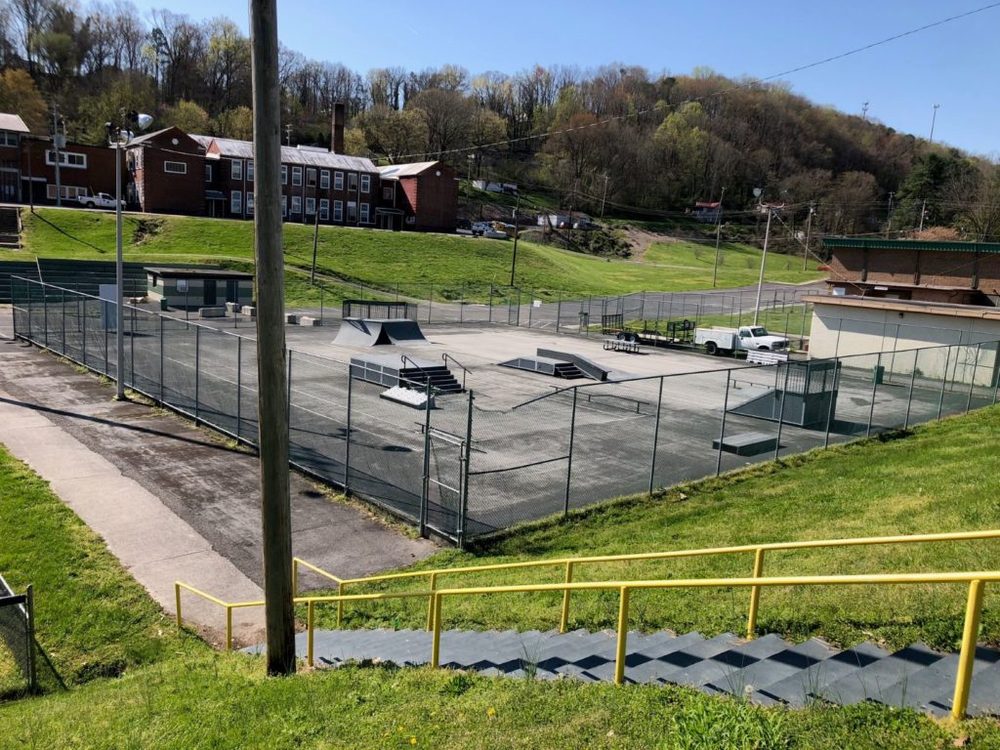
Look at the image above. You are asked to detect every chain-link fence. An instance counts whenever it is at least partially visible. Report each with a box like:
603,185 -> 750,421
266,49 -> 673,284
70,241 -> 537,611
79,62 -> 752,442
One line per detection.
12,276 -> 999,546
0,574 -> 36,693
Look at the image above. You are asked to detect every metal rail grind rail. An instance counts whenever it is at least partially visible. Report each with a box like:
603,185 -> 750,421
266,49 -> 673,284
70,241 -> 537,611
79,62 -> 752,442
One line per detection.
441,353 -> 471,391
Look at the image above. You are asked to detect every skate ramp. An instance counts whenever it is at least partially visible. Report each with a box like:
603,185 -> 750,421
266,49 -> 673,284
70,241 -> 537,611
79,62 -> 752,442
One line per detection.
334,318 -> 428,347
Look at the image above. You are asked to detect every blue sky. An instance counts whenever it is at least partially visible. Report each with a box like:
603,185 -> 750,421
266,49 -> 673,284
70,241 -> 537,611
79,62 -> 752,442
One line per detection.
132,0 -> 999,157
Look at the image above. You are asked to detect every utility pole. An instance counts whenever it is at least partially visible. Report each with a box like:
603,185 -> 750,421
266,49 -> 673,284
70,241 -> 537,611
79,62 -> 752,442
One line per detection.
711,186 -> 726,287
600,173 -> 609,218
310,206 -> 319,284
509,192 -> 520,287
919,199 -> 928,232
802,203 -> 815,271
861,101 -> 870,121
753,205 -> 774,326
52,107 -> 62,207
250,0 -> 295,677
885,192 -> 894,238
285,123 -> 292,147
929,104 -> 940,144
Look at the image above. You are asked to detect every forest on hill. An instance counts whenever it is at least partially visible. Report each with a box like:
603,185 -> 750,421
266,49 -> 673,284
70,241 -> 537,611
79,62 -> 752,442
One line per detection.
1,0 -> 998,241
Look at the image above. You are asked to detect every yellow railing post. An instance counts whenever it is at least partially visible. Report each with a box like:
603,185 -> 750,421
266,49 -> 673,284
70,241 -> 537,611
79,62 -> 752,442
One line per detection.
226,606 -> 233,651
559,562 -> 574,633
307,600 -> 315,667
746,548 -> 766,639
430,593 -> 443,668
614,586 -> 630,685
336,582 -> 345,628
952,579 -> 985,721
426,573 -> 438,631
292,559 -> 299,598
174,583 -> 182,629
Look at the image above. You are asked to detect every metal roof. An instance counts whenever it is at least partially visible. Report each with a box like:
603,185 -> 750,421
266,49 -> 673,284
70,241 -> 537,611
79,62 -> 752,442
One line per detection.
378,161 -> 440,179
822,237 -> 1000,255
0,113 -> 29,134
145,266 -> 253,279
197,135 -> 379,173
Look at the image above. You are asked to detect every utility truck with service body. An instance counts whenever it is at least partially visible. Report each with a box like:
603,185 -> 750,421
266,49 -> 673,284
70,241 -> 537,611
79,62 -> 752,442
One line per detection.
694,325 -> 790,355
77,192 -> 124,210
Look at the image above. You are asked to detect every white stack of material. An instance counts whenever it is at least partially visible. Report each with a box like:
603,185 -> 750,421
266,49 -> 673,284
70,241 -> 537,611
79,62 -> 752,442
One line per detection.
380,386 -> 434,409
298,316 -> 320,327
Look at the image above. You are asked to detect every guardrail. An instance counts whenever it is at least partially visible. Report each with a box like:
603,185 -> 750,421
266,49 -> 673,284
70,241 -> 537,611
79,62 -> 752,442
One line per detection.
291,529 -> 1000,638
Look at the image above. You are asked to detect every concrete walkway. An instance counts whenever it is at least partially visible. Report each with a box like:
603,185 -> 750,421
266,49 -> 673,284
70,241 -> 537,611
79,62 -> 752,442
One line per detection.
0,319 -> 435,645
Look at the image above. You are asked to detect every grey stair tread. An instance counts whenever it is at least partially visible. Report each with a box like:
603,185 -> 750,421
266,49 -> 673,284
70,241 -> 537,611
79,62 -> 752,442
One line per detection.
817,643 -> 944,706
928,660 -> 1000,717
669,635 -> 790,689
754,640 -> 891,706
713,638 -> 839,698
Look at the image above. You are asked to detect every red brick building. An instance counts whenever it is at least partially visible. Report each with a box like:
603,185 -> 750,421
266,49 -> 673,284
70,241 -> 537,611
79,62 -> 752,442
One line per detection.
822,237 -> 1000,306
0,113 -> 29,202
126,127 -> 207,215
19,135 -> 121,207
377,161 -> 458,232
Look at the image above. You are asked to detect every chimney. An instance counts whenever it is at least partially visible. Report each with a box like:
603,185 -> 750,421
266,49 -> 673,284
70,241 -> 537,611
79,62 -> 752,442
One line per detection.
331,102 -> 345,154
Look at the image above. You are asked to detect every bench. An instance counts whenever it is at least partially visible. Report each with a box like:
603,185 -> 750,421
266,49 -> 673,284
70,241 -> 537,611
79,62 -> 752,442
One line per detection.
603,337 -> 641,354
712,431 -> 778,456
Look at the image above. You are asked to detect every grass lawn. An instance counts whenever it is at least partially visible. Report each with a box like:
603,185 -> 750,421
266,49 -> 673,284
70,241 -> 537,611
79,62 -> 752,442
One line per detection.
306,407 -> 1000,652
15,209 -> 823,304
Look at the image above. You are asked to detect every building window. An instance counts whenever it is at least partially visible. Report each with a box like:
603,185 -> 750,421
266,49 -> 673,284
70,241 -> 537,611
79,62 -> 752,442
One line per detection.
307,168 -> 317,187
349,173 -> 358,191
360,202 -> 370,223
320,170 -> 330,189
291,195 -> 302,214
306,197 -> 316,215
164,161 -> 187,175
45,150 -> 87,169
231,159 -> 243,180
247,160 -> 254,181
46,185 -> 87,200
0,132 -> 18,147
281,195 -> 287,218
334,171 -> 344,190
246,192 -> 255,214
319,199 -> 329,220
205,164 -> 213,182
292,166 -> 302,186
280,165 -> 287,185
231,190 -> 242,214
382,185 -> 393,201
347,201 -> 357,222
360,174 -> 371,193
333,200 -> 343,222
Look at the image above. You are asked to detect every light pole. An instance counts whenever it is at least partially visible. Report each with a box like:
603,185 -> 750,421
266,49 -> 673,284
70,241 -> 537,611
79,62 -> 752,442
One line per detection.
509,192 -> 520,287
752,193 -> 775,326
106,110 -> 152,400
929,104 -> 940,144
711,186 -> 726,287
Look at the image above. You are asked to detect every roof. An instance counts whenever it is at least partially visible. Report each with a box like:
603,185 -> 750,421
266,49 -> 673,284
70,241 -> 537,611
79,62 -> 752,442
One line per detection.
822,237 -> 1000,255
127,127 -> 175,145
198,135 -> 378,173
378,161 -> 441,179
804,294 -> 1000,320
144,266 -> 253,280
0,113 -> 29,134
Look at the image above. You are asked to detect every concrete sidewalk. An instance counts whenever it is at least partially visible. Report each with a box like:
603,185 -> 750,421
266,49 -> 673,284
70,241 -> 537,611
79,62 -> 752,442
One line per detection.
0,325 -> 434,645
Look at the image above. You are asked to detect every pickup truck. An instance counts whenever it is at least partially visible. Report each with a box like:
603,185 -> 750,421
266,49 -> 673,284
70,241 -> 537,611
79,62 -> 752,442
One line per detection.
77,192 -> 124,210
694,325 -> 790,355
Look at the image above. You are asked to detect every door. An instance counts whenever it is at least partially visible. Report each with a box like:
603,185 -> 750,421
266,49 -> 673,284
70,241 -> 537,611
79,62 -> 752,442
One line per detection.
204,279 -> 217,306
226,280 -> 238,303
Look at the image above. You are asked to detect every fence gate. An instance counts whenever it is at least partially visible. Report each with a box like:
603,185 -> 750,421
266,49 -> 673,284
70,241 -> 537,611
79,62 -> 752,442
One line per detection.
423,427 -> 467,543
0,575 -> 36,692
507,289 -> 521,327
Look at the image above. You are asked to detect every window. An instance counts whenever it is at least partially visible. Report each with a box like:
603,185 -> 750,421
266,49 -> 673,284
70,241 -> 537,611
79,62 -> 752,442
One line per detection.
205,164 -> 213,182
382,185 -> 394,201
0,132 -> 19,147
347,201 -> 357,222
164,161 -> 187,174
246,192 -> 255,214
334,171 -> 344,190
360,174 -> 370,193
292,166 -> 302,186
360,202 -> 370,223
231,190 -> 242,214
333,200 -> 343,222
46,185 -> 87,200
247,160 -> 254,181
291,195 -> 302,214
280,165 -> 287,185
306,168 -> 317,187
45,150 -> 86,169
320,170 -> 330,189
281,195 -> 287,218
306,197 -> 316,215
319,199 -> 329,220
231,159 -> 243,180
348,173 -> 358,191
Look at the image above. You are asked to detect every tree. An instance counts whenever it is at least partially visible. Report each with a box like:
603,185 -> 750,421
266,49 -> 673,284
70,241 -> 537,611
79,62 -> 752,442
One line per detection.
357,105 -> 428,161
0,68 -> 47,133
164,99 -> 210,133
214,105 -> 253,139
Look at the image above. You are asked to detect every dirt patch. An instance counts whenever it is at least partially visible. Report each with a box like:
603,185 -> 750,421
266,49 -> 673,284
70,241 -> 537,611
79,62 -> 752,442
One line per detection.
132,217 -> 164,245
620,227 -> 681,261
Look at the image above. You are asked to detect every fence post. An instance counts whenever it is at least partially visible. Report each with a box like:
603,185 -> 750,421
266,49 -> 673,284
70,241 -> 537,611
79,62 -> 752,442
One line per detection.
286,350 -> 293,436
104,304 -> 109,375
715,373 -> 732,476
648,377 -> 664,495
129,307 -> 136,389
559,561 -> 574,633
427,285 -> 433,324
43,285 -> 48,348
746,548 -> 765,639
306,600 -> 315,667
937,347 -> 952,419
994,344 -> 1000,405
459,284 -> 464,324
903,351 -> 918,429
159,316 -> 165,403
80,296 -> 87,367
564,388 -> 578,516
319,287 -> 324,325
25,584 -> 36,692
194,326 -> 201,423
430,594 -> 443,668
488,284 -> 494,323
556,291 -> 562,334
773,363 -> 791,461
235,336 -> 243,439
426,573 -> 437,631
336,581 -> 344,628
966,343 -> 982,413
866,352 -> 881,438
951,579 -> 985,721
613,586 -> 630,685
60,287 -> 66,354
345,367 -> 353,494
458,390 -> 474,547
527,290 -> 534,329
419,378 -> 432,538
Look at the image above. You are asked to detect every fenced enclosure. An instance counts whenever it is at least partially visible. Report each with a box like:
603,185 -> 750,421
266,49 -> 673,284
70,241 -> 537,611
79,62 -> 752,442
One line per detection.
0,575 -> 36,693
12,276 -> 1000,546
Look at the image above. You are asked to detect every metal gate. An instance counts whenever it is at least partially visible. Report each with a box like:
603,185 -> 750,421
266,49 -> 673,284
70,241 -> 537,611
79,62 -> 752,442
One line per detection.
507,289 -> 521,326
422,427 -> 467,544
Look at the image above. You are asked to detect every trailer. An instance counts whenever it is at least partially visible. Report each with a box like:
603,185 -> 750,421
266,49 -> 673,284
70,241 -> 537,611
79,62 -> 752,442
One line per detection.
600,313 -> 696,347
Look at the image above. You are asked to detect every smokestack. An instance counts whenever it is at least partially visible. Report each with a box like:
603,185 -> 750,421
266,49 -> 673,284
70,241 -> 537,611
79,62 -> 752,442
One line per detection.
331,102 -> 345,154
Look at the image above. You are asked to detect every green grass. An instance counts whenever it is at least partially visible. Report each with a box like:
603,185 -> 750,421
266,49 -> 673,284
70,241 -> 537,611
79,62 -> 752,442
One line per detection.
307,407 -> 1000,651
0,446 -> 201,697
15,209 -> 823,304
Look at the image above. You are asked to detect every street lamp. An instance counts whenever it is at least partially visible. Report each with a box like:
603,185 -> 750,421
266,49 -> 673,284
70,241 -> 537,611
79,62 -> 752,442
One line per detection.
106,110 -> 152,400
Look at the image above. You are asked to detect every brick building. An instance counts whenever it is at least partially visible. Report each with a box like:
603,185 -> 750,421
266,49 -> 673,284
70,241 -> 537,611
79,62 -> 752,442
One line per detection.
377,161 -> 458,232
0,113 -> 29,202
20,135 -> 121,207
127,127 -> 207,215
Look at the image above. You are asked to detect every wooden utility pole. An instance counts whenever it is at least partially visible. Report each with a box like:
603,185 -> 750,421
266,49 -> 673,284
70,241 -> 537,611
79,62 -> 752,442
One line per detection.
802,203 -> 815,271
509,192 -> 520,287
311,207 -> 320,284
250,0 -> 295,676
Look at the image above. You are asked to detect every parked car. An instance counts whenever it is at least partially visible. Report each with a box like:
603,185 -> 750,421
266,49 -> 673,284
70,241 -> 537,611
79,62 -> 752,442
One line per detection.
77,192 -> 124,210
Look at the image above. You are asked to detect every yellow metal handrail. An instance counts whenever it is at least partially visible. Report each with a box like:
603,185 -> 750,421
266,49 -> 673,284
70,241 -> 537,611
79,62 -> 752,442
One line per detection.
174,581 -> 264,651
292,529 -> 1000,636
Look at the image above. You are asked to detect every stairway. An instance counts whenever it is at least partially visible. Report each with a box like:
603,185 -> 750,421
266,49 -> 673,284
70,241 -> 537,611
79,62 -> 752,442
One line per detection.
248,628 -> 1000,717
553,362 -> 586,379
400,365 -> 463,394
0,206 -> 19,249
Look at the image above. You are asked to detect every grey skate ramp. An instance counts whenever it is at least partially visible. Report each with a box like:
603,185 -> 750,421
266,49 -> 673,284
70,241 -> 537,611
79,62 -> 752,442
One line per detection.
334,318 -> 428,347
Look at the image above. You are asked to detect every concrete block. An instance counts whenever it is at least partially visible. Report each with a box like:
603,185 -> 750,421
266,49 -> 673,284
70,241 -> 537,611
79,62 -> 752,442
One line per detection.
198,306 -> 226,319
285,313 -> 298,324
298,316 -> 321,327
226,302 -> 240,313
240,305 -> 256,317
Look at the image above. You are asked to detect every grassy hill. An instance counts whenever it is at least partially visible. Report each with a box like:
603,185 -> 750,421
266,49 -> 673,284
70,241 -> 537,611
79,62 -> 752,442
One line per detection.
13,209 -> 823,305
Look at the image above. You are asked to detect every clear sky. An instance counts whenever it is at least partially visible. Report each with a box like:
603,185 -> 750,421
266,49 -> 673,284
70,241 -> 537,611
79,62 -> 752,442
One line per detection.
130,0 -> 1000,158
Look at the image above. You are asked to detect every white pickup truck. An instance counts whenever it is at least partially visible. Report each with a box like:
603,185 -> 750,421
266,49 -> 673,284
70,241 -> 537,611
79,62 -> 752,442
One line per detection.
77,192 -> 124,210
694,325 -> 790,355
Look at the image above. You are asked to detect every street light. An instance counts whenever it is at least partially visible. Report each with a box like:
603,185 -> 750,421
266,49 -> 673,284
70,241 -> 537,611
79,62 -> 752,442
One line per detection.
106,110 -> 152,400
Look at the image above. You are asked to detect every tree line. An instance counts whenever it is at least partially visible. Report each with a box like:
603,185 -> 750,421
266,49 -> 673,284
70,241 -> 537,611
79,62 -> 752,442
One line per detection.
0,0 -> 997,240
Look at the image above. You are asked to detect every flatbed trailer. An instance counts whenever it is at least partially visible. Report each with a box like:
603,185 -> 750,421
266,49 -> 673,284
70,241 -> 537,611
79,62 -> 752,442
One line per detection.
600,313 -> 696,347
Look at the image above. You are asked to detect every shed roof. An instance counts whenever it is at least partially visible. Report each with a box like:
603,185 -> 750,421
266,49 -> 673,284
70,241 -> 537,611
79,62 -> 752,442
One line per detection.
378,161 -> 440,179
822,237 -> 1000,255
0,113 -> 29,134
145,266 -> 253,280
